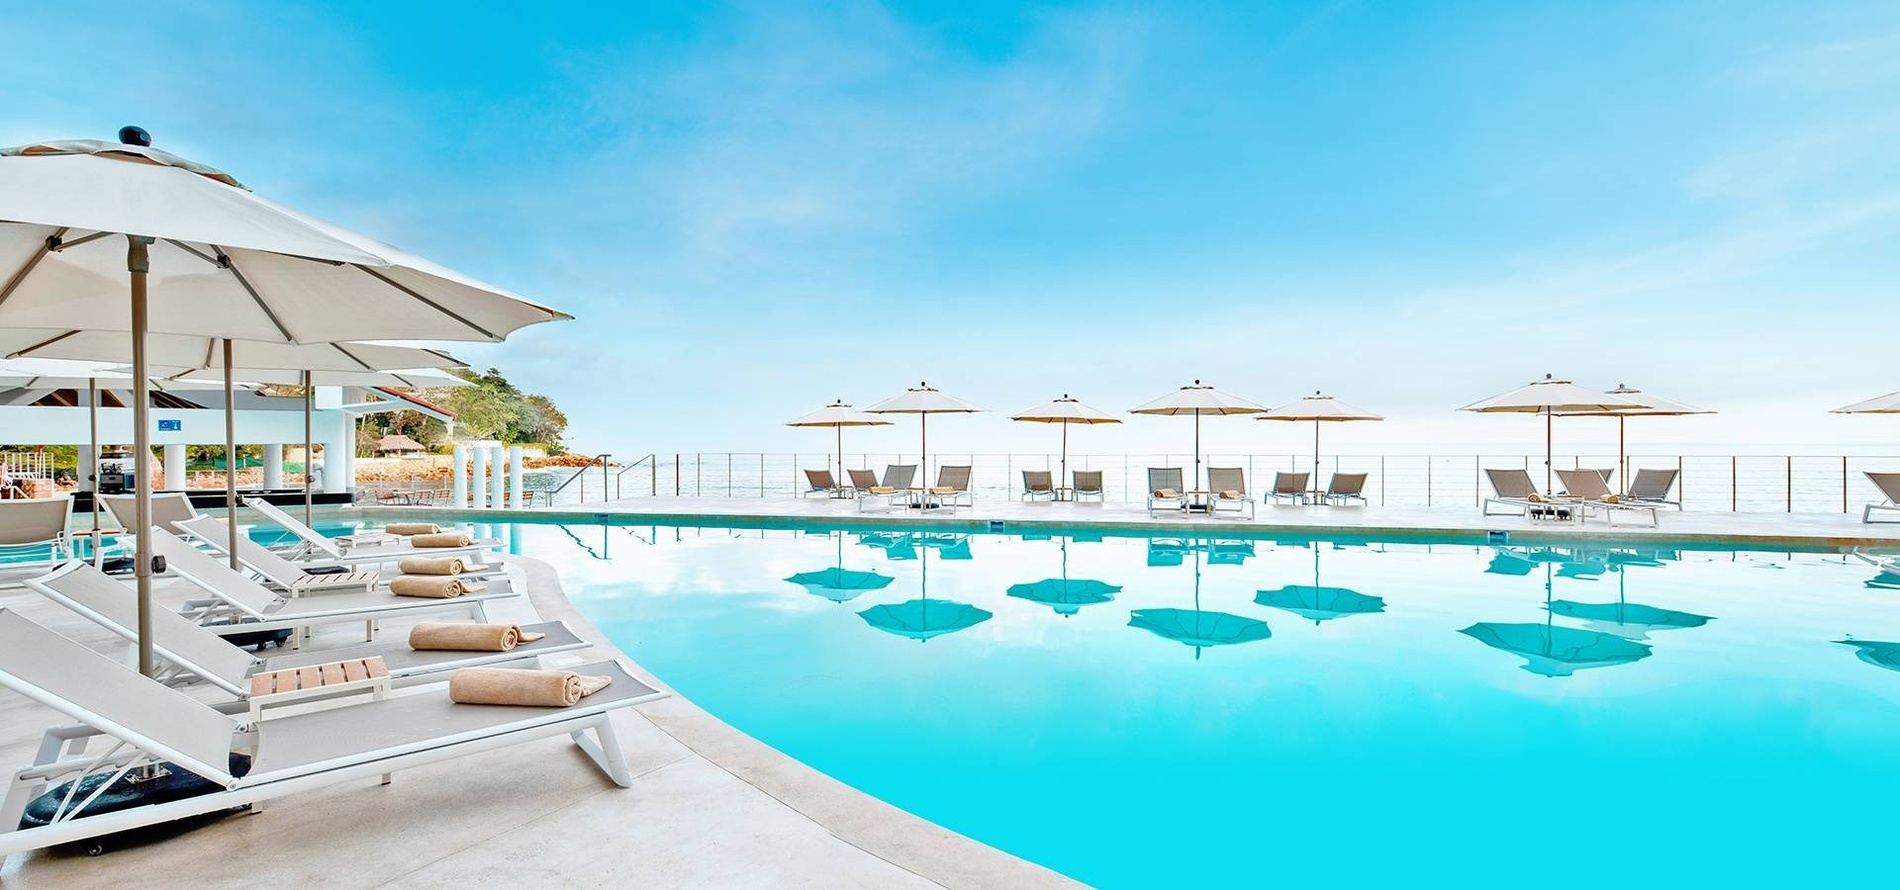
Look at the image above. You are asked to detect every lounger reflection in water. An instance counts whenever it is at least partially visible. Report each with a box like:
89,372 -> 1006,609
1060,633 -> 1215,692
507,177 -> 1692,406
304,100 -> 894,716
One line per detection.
0,609 -> 667,856
26,562 -> 590,698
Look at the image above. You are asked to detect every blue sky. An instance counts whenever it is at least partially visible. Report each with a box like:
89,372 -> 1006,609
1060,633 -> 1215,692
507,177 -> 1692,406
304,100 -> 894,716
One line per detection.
4,1 -> 1898,456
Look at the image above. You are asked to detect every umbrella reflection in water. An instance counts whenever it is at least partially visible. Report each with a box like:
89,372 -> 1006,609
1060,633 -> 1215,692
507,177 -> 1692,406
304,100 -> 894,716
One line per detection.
1464,550 -> 1652,676
787,532 -> 894,604
1256,543 -> 1385,625
1546,548 -> 1711,640
1129,544 -> 1270,659
857,533 -> 990,641
1007,537 -> 1121,617
1835,638 -> 1900,672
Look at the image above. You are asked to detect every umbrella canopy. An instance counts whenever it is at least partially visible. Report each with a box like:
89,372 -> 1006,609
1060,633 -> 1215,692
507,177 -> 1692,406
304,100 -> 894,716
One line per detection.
0,139 -> 569,343
1253,544 -> 1385,624
1554,384 -> 1713,494
858,599 -> 992,640
1831,392 -> 1900,414
1131,380 -> 1267,491
1258,391 -> 1384,486
0,131 -> 568,679
1011,394 -> 1121,487
1128,545 -> 1270,658
0,357 -> 228,391
1461,374 -> 1644,494
865,382 -> 984,486
786,400 -> 892,479
1547,600 -> 1712,639
1006,537 -> 1121,617
161,366 -> 472,389
1459,623 -> 1653,677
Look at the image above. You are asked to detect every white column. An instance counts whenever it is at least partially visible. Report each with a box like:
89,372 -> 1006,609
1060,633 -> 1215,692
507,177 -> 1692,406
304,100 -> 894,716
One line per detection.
161,444 -> 186,491
451,443 -> 468,507
470,447 -> 488,509
508,445 -> 524,507
263,444 -> 284,490
488,446 -> 505,508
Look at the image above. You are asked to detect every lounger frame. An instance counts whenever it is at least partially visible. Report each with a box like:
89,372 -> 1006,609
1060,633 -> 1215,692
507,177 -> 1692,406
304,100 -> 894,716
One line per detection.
1863,472 -> 1900,524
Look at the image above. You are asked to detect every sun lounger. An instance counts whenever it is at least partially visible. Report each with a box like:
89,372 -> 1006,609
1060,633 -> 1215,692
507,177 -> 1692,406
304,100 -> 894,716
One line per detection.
1266,472 -> 1311,505
0,608 -> 665,857
241,497 -> 497,567
177,515 -> 386,594
926,465 -> 973,512
1483,468 -> 1577,522
1147,468 -> 1188,517
1623,468 -> 1681,509
1071,470 -> 1105,502
150,529 -> 515,647
1021,470 -> 1057,502
802,469 -> 846,498
844,468 -> 878,497
1554,468 -> 1660,528
100,492 -> 199,536
26,561 -> 590,698
1205,467 -> 1256,519
1322,472 -> 1369,506
0,497 -> 73,587
857,464 -> 917,513
1863,472 -> 1900,524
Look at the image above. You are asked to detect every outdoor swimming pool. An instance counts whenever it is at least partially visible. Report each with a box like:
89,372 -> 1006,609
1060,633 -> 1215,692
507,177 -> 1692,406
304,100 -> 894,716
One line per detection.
21,517 -> 1900,886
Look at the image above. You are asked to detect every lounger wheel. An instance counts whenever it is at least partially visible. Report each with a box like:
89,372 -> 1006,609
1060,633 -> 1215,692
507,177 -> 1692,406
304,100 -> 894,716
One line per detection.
82,841 -> 108,857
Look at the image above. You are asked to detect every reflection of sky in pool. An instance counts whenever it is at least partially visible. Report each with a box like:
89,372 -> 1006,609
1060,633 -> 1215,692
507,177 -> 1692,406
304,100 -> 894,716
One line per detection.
376,522 -> 1900,885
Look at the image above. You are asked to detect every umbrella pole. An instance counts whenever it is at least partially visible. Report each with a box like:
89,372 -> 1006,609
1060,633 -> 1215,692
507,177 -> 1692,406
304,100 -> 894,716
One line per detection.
1618,415 -> 1627,495
223,340 -> 240,571
1313,420 -> 1321,490
127,235 -> 155,677
303,370 -> 313,527
87,377 -> 99,536
920,413 -> 928,490
836,424 -> 843,481
1544,409 -> 1553,495
1194,409 -> 1202,492
1061,419 -> 1069,490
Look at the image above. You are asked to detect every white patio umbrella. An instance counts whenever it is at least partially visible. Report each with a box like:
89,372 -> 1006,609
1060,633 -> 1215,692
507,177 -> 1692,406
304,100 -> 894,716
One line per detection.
865,383 -> 984,485
1010,395 -> 1121,487
1130,380 -> 1267,491
1460,374 -> 1644,494
786,400 -> 893,478
0,131 -> 568,677
1257,392 -> 1383,483
1831,391 -> 1900,415
1555,384 -> 1712,493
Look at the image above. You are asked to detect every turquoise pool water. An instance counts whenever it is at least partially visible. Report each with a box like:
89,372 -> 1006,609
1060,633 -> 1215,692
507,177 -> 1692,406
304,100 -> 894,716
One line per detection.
20,517 -> 1900,886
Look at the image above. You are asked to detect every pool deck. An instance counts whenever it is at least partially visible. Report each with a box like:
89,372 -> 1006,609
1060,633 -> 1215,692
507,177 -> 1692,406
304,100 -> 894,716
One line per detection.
393,495 -> 1900,550
0,557 -> 1078,888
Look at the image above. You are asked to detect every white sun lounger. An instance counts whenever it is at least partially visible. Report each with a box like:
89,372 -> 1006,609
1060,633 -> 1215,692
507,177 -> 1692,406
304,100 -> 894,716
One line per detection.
177,515 -> 383,594
150,530 -> 514,647
1146,468 -> 1189,517
0,497 -> 74,588
241,497 -> 497,567
1482,468 -> 1578,522
1862,472 -> 1900,524
856,464 -> 917,513
1020,470 -> 1057,502
99,492 -> 200,536
925,465 -> 973,513
1554,468 -> 1660,528
1624,468 -> 1682,509
26,562 -> 589,698
0,608 -> 665,857
1322,472 -> 1369,506
1205,467 -> 1256,520
1265,472 -> 1311,505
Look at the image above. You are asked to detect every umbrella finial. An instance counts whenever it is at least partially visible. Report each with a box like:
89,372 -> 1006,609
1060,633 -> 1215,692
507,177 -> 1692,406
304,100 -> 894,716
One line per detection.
118,126 -> 151,147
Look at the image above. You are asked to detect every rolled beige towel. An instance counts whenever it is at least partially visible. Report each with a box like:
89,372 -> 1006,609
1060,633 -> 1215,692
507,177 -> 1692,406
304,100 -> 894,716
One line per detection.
449,668 -> 612,707
1219,489 -> 1241,499
384,522 -> 441,536
411,532 -> 474,548
869,485 -> 896,495
389,576 -> 474,598
1153,488 -> 1179,499
399,556 -> 467,576
408,622 -> 546,652
928,486 -> 956,495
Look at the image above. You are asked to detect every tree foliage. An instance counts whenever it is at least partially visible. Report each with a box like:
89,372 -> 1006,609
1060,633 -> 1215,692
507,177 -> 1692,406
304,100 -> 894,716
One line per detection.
362,368 -> 568,454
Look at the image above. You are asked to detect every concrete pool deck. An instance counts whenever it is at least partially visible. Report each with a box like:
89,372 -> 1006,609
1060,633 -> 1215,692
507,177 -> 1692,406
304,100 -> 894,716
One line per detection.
0,557 -> 1078,889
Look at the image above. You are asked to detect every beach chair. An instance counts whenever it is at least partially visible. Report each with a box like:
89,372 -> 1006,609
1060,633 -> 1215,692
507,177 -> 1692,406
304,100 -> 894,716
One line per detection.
0,498 -> 73,587
100,492 -> 199,537
845,468 -> 878,498
1147,468 -> 1189,517
1555,468 -> 1660,528
1483,468 -> 1576,522
242,497 -> 497,567
1623,468 -> 1681,509
177,515 -> 384,594
1205,467 -> 1256,519
1863,472 -> 1900,524
856,464 -> 917,513
26,562 -> 592,698
1020,470 -> 1057,502
926,465 -> 973,512
1266,472 -> 1311,505
150,529 -> 513,647
802,469 -> 846,498
1072,470 -> 1106,503
1322,472 -> 1369,506
0,608 -> 666,857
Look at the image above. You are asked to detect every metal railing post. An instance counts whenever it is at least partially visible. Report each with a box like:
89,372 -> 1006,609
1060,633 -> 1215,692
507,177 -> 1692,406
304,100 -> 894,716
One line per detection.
674,454 -> 681,497
1843,456 -> 1849,513
1785,455 -> 1792,513
1730,456 -> 1737,512
1426,456 -> 1433,507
